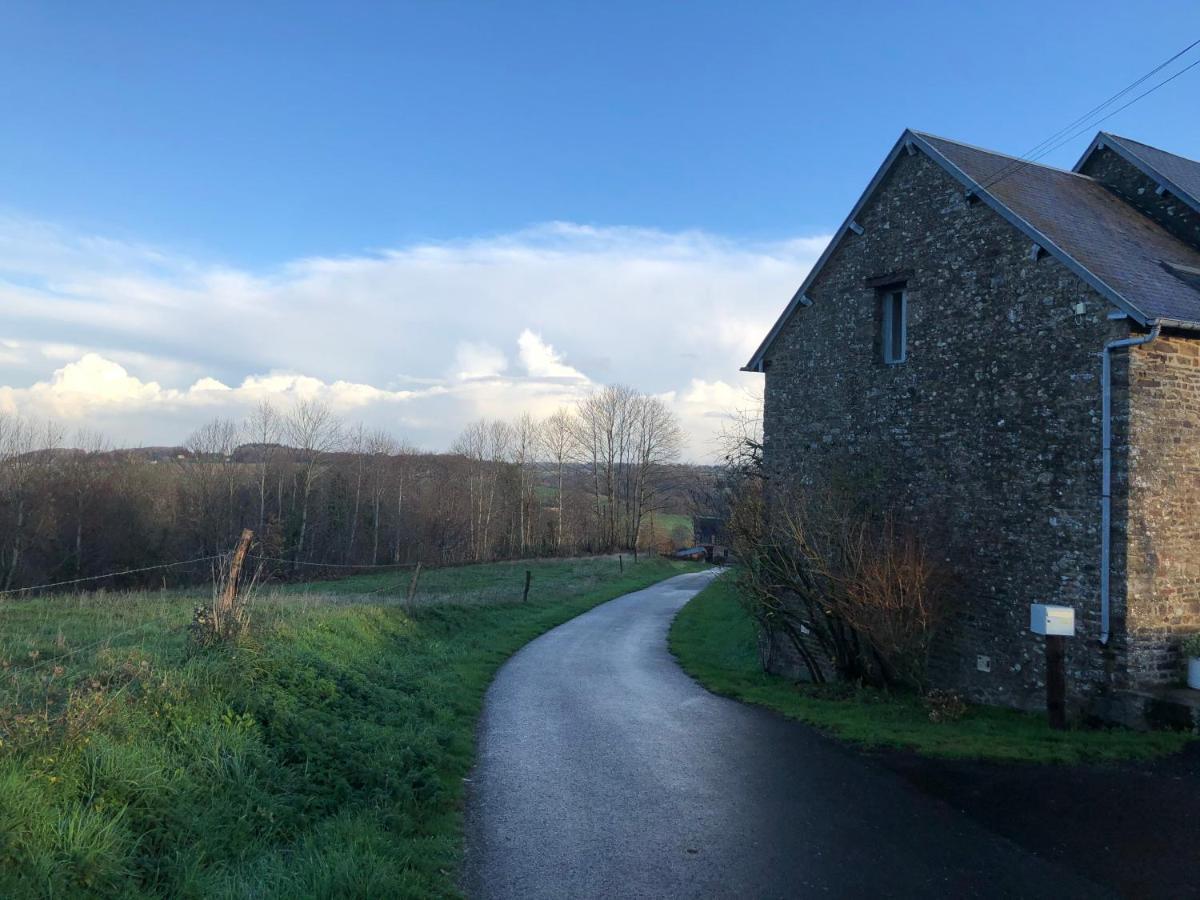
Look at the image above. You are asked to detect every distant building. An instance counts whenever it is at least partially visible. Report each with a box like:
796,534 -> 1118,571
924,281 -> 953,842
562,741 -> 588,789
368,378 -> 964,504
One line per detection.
745,129 -> 1200,721
692,515 -> 728,546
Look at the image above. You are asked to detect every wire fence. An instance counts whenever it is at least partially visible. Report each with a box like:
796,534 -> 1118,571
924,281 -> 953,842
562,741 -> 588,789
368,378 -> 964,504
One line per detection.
3,609 -> 188,676
0,553 -> 231,677
0,555 -> 226,598
247,554 -> 418,570
0,544 -> 643,679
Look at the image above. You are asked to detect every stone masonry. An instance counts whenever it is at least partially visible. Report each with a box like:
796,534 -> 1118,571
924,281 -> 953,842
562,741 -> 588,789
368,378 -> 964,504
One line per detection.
760,150 -> 1148,711
1126,335 -> 1200,683
1079,146 -> 1200,251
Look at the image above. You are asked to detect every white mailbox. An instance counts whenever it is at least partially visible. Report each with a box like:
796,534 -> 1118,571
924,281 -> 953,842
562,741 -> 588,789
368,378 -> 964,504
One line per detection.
1030,604 -> 1075,637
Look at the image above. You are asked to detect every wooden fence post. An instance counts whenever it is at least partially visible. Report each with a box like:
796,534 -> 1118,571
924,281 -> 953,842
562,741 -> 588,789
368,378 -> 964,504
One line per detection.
407,562 -> 423,604
619,554 -> 623,574
220,529 -> 254,613
1046,635 -> 1067,730
522,569 -> 531,602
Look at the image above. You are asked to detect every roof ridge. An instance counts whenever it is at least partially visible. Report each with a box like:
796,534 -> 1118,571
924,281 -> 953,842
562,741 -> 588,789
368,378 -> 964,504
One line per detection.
909,130 -> 1098,181
1100,132 -> 1200,166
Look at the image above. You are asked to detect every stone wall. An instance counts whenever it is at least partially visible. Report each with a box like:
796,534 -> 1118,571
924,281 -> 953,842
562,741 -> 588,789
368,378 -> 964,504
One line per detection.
1125,335 -> 1200,683
760,149 -> 1137,711
1079,146 -> 1200,251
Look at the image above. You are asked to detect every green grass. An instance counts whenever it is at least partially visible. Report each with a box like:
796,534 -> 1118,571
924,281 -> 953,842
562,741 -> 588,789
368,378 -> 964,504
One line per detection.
644,513 -> 692,546
0,555 -> 699,898
669,574 -> 1193,764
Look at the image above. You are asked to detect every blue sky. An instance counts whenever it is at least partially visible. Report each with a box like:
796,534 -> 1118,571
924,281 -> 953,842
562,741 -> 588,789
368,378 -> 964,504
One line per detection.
0,1 -> 1198,456
5,1 -> 1199,263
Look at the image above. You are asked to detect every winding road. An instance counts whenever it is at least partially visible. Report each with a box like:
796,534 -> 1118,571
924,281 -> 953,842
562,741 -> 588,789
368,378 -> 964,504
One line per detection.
463,570 -> 1104,899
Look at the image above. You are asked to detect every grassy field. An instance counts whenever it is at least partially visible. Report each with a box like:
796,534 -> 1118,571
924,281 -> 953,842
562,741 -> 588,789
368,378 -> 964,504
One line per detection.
0,555 -> 699,898
669,574 -> 1193,764
641,512 -> 692,548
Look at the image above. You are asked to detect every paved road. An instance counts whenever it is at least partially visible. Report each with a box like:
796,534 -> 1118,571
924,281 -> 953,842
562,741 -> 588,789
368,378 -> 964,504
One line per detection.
463,570 -> 1105,899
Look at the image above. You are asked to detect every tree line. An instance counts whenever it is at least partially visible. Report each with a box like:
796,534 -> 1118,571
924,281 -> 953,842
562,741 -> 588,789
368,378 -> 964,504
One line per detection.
0,384 -> 687,593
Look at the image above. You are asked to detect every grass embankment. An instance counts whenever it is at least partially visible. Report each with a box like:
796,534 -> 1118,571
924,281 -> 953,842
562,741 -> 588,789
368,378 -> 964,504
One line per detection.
670,575 -> 1192,764
0,555 -> 698,898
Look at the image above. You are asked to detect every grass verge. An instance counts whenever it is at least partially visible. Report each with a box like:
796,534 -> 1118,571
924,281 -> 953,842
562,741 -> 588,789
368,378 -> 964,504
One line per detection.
0,555 -> 698,898
669,574 -> 1192,764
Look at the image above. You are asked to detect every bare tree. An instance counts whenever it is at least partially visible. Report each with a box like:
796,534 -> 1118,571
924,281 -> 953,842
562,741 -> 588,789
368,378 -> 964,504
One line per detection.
61,429 -> 110,575
391,447 -> 414,564
574,385 -> 636,549
452,421 -> 485,560
626,394 -> 683,550
360,429 -> 398,564
452,418 -> 513,561
0,384 -> 694,592
0,417 -> 62,589
243,400 -> 282,536
182,417 -> 240,554
344,422 -> 368,562
540,408 -> 577,553
284,399 -> 343,566
716,388 -> 764,477
511,413 -> 541,555
573,385 -> 683,551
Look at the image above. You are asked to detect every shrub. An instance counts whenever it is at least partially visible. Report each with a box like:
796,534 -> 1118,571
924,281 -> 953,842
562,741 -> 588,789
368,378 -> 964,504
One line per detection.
730,480 -> 952,690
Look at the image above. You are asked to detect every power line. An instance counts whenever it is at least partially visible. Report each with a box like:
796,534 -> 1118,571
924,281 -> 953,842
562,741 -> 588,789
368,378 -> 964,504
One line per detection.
978,37 -> 1200,191
1033,55 -> 1200,161
980,37 -> 1200,187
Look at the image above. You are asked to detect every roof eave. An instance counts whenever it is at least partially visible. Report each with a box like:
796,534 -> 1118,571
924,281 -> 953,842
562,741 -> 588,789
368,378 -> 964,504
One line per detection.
1150,316 -> 1200,332
743,131 -> 918,372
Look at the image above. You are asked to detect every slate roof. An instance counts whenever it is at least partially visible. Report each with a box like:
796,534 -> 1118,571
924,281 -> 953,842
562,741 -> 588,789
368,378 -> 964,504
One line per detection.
745,130 -> 1200,372
1077,132 -> 1200,215
917,132 -> 1200,327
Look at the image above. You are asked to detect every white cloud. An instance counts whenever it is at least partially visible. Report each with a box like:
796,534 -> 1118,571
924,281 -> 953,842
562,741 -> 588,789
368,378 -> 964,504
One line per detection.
38,354 -> 169,407
0,215 -> 826,459
453,341 -> 508,380
517,329 -> 587,380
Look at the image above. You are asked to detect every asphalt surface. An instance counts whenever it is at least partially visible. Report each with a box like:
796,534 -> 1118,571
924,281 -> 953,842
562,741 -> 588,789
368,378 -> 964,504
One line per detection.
463,570 -> 1106,899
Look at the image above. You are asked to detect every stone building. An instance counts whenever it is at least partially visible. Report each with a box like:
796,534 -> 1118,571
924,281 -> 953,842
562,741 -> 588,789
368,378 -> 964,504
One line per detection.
743,130 -> 1200,718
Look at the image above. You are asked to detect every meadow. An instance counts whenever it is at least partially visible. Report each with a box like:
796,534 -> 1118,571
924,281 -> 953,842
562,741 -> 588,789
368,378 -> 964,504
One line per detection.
0,555 -> 699,898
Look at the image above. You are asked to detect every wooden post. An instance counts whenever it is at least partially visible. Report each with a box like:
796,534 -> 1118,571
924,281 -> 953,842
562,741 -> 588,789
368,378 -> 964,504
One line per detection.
407,562 -> 423,604
619,554 -> 624,574
221,529 -> 254,612
522,570 -> 532,602
633,547 -> 638,564
1046,635 -> 1067,730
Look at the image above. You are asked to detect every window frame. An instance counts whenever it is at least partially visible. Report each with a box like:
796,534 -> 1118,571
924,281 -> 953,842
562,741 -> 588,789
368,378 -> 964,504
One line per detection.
880,287 -> 907,365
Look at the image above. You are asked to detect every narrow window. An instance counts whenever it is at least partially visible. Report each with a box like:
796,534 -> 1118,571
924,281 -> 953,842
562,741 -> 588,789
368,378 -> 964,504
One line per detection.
881,288 -> 907,364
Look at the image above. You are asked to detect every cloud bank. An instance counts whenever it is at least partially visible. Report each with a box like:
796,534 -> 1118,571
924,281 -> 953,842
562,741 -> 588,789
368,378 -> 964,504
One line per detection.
0,217 -> 826,459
